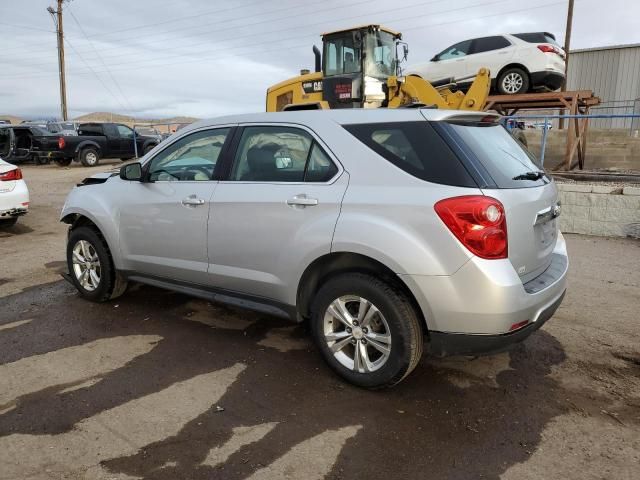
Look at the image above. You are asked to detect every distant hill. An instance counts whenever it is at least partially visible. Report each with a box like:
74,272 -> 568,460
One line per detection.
0,113 -> 199,131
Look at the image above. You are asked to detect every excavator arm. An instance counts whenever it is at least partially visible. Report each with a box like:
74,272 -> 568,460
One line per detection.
385,68 -> 491,111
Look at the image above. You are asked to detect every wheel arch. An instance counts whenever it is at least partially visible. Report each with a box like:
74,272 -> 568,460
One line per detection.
496,63 -> 531,85
296,251 -> 428,333
75,140 -> 101,155
61,210 -> 122,269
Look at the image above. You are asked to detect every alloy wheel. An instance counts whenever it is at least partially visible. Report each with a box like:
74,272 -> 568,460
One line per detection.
323,295 -> 391,373
502,72 -> 524,94
71,240 -> 101,291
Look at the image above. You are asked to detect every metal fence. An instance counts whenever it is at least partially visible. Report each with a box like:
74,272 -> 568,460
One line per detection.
505,113 -> 640,166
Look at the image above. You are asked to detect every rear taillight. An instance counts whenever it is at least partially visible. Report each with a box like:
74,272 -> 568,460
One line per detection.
434,195 -> 508,259
537,44 -> 561,55
0,168 -> 23,181
58,136 -> 66,149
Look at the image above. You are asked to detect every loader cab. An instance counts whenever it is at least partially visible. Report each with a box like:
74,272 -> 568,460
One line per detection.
321,25 -> 402,108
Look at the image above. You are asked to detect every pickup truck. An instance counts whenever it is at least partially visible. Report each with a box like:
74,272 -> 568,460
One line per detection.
0,125 -> 63,165
53,123 -> 160,167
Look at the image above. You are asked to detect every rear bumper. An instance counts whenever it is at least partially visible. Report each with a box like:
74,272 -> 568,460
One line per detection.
427,290 -> 565,356
0,180 -> 29,218
530,71 -> 565,91
401,232 -> 569,354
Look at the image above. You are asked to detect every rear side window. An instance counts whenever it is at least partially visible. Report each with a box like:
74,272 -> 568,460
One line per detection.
344,121 -> 476,187
471,36 -> 511,54
513,32 -> 560,47
78,124 -> 103,136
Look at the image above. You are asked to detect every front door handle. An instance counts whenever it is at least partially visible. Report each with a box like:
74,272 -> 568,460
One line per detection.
287,194 -> 318,207
182,195 -> 205,206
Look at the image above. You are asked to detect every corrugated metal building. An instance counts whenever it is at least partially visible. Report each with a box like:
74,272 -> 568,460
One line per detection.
567,43 -> 640,129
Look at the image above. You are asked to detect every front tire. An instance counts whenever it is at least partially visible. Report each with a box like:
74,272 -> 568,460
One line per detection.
497,67 -> 529,95
311,273 -> 423,388
66,226 -> 127,302
80,147 -> 100,167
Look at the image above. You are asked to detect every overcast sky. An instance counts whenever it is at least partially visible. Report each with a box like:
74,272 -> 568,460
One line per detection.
0,0 -> 637,119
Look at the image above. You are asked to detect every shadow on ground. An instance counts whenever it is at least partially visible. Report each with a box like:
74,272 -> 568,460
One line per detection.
0,280 -> 570,479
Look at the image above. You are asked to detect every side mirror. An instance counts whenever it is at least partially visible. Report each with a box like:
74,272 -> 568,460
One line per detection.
120,162 -> 143,181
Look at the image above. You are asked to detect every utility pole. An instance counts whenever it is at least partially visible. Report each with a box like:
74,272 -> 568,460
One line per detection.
47,1 -> 69,120
559,0 -> 574,129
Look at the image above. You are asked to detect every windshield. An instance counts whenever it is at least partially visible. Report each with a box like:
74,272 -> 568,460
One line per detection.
324,32 -> 361,76
447,123 -> 547,188
364,31 -> 397,78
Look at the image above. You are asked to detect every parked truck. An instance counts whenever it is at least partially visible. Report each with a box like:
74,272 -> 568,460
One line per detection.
54,122 -> 160,167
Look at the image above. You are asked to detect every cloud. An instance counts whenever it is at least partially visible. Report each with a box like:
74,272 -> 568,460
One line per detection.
0,0 -> 637,119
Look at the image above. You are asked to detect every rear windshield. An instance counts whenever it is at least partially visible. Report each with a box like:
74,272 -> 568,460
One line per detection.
446,123 -> 547,188
343,121 -> 476,187
513,32 -> 560,47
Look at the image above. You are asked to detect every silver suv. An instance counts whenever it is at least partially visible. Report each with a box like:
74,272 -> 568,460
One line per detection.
61,109 -> 568,388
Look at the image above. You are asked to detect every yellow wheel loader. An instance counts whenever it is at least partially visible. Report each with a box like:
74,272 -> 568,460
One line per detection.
266,25 -> 490,112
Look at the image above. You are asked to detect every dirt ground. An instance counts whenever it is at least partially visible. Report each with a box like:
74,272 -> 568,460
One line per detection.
1,161 -> 639,480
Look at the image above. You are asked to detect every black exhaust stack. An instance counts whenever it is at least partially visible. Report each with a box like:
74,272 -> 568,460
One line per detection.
313,45 -> 321,72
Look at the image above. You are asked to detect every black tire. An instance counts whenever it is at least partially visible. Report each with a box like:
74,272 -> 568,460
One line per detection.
54,157 -> 73,167
512,129 -> 528,148
0,217 -> 18,228
34,154 -> 50,165
497,67 -> 530,95
310,273 -> 423,388
80,147 -> 100,167
66,226 -> 128,302
143,144 -> 156,155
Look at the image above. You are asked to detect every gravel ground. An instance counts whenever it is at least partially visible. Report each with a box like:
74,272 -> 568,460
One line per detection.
0,161 -> 639,479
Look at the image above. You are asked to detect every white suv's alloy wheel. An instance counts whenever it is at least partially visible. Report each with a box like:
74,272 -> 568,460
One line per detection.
323,295 -> 392,373
71,240 -> 101,291
502,72 -> 524,94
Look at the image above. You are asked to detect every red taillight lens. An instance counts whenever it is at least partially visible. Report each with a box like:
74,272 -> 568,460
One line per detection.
0,168 -> 22,181
537,44 -> 557,53
434,195 -> 508,259
509,320 -> 530,332
58,136 -> 66,149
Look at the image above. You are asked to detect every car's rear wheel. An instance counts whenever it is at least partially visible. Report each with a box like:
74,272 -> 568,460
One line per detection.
66,226 -> 127,302
311,273 -> 423,388
54,157 -> 73,167
497,67 -> 529,95
80,147 -> 100,167
0,217 -> 18,228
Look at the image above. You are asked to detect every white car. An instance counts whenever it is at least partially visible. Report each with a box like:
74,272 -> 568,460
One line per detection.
0,158 -> 29,227
407,32 -> 566,95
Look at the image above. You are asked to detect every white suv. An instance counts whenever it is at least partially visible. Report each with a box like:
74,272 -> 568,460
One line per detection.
407,32 -> 566,95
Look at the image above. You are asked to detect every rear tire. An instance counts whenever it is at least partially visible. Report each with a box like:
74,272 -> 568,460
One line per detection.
54,157 -> 73,167
311,273 -> 423,388
66,226 -> 128,302
0,217 -> 18,228
80,147 -> 100,167
143,144 -> 156,155
497,67 -> 529,95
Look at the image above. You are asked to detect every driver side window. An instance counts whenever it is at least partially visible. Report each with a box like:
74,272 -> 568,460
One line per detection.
437,40 -> 472,60
148,128 -> 230,182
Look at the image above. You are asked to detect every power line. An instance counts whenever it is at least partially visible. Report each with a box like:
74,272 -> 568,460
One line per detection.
0,21 -> 54,33
5,0 -> 504,72
0,0 -> 568,80
67,7 -> 136,116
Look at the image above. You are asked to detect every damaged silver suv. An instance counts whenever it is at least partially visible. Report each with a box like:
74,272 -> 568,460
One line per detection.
61,109 -> 568,388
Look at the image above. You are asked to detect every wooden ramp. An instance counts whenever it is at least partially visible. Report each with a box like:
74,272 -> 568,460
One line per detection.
484,91 -> 601,170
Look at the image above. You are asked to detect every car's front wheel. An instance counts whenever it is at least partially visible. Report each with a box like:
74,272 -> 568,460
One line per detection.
497,67 -> 529,95
66,226 -> 127,302
311,273 -> 423,388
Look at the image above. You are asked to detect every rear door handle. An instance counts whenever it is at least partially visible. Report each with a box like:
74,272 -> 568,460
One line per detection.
182,196 -> 205,206
287,194 -> 318,207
